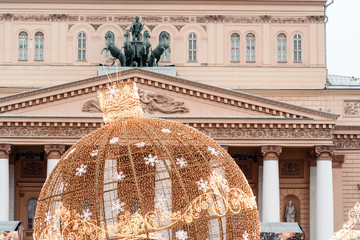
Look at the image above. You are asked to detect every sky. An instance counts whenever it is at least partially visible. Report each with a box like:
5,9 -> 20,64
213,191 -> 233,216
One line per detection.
326,0 -> 360,77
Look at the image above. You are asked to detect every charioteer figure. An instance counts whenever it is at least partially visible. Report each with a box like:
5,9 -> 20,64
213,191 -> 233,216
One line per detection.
130,16 -> 144,41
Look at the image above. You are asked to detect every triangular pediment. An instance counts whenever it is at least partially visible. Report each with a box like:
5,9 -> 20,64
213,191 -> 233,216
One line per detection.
0,68 -> 338,122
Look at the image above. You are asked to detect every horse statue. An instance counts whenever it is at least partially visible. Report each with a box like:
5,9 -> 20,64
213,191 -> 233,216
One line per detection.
138,30 -> 151,67
121,30 -> 136,67
101,31 -> 125,66
148,31 -> 170,67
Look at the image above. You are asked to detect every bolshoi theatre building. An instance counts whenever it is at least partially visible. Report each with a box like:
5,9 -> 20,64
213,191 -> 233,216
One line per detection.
0,0 -> 360,239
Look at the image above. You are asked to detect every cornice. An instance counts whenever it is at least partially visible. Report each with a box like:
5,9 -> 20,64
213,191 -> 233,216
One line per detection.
0,13 -> 325,24
0,124 -> 333,141
0,69 -> 338,120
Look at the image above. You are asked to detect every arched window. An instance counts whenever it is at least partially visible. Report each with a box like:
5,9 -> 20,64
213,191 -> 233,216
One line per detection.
277,33 -> 287,62
77,32 -> 87,61
231,33 -> 240,62
293,34 -> 302,62
27,199 -> 38,230
35,32 -> 44,61
188,33 -> 197,61
19,32 -> 28,60
160,32 -> 170,62
246,33 -> 256,62
105,31 -> 114,59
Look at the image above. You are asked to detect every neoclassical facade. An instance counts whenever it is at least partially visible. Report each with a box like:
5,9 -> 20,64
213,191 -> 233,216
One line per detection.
0,1 -> 359,240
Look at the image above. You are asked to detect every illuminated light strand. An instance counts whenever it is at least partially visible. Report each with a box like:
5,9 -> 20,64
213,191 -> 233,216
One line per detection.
34,81 -> 260,239
330,202 -> 360,240
34,172 -> 257,239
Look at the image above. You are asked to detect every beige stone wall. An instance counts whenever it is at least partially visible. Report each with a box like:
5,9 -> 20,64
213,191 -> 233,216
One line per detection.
0,0 -> 327,94
244,89 -> 360,125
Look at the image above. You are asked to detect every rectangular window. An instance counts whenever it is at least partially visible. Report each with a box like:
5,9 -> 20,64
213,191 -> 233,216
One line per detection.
188,34 -> 197,61
19,37 -> 28,60
35,34 -> 44,61
293,34 -> 302,62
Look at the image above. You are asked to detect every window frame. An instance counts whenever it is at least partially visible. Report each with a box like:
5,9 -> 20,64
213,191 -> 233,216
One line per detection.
77,32 -> 87,61
293,33 -> 302,63
246,33 -> 256,62
18,32 -> 28,61
34,32 -> 44,61
27,198 -> 38,230
188,33 -> 197,62
277,33 -> 287,63
230,33 -> 240,62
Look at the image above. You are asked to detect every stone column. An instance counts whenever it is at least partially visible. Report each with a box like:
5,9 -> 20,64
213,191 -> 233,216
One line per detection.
0,144 -> 12,221
307,150 -> 317,240
44,144 -> 65,177
261,145 -> 282,222
315,145 -> 335,240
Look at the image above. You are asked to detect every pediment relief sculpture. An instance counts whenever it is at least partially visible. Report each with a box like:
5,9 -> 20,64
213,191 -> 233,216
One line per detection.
82,90 -> 189,114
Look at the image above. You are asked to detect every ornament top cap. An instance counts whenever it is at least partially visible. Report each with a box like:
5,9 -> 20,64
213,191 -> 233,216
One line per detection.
98,81 -> 143,123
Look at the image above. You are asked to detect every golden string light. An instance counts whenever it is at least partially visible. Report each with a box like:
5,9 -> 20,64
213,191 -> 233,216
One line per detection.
34,81 -> 260,239
330,202 -> 360,240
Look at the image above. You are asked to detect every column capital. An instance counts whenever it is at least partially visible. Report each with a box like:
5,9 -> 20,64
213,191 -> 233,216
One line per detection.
0,144 -> 12,159
260,145 -> 282,160
332,154 -> 345,168
314,145 -> 335,161
44,144 -> 66,159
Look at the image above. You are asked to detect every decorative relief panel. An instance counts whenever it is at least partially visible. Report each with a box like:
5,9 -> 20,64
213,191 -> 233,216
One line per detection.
1,13 -> 325,24
344,101 -> 360,116
82,100 -> 102,113
139,90 -> 189,114
334,139 -> 360,149
82,90 -> 189,114
21,160 -> 45,177
199,128 -> 332,139
279,159 -> 304,178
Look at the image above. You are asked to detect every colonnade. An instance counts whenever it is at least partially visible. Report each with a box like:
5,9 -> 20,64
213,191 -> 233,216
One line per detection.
258,145 -> 335,240
0,143 -> 336,240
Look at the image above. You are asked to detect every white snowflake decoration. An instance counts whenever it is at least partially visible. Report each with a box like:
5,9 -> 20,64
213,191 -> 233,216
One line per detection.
197,178 -> 210,192
44,212 -> 52,225
135,142 -> 146,147
161,128 -> 171,133
81,209 -> 92,221
64,148 -> 76,160
208,146 -> 220,156
90,150 -> 98,157
106,85 -> 120,97
110,137 -> 119,144
144,154 -> 159,166
111,199 -> 125,213
243,231 -> 249,240
176,157 -> 187,168
112,171 -> 125,181
175,230 -> 188,240
75,164 -> 87,176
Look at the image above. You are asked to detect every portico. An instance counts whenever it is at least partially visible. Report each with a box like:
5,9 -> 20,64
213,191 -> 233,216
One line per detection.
0,69 -> 341,239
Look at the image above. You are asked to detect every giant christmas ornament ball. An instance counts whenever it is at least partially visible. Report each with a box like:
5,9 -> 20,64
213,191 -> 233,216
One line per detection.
34,81 -> 260,240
